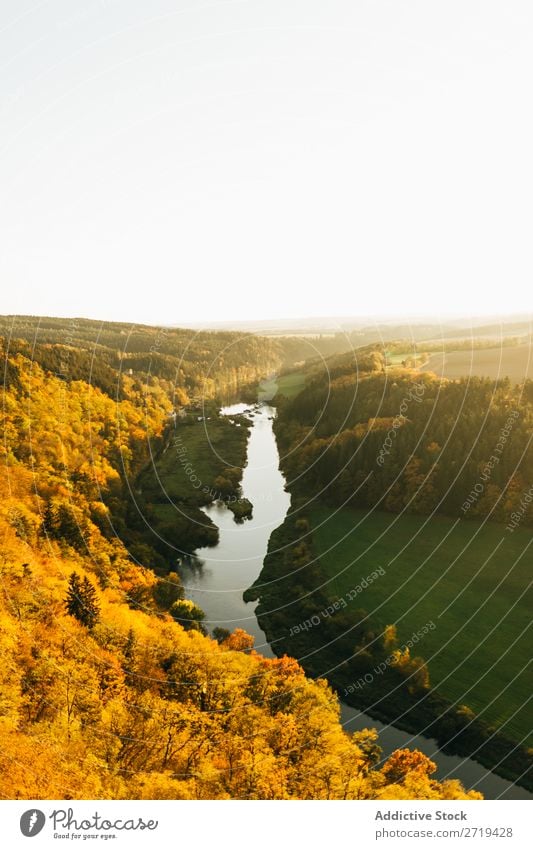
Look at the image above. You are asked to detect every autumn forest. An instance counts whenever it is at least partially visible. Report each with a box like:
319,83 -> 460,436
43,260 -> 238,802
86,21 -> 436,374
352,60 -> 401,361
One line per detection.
1,315 -> 529,800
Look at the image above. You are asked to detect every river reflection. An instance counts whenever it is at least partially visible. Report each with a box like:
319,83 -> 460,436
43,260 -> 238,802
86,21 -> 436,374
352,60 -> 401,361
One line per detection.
178,402 -> 288,654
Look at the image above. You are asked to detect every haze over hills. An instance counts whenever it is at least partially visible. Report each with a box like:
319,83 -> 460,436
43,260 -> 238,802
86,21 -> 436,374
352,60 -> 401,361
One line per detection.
4,311 -> 531,343
178,313 -> 533,340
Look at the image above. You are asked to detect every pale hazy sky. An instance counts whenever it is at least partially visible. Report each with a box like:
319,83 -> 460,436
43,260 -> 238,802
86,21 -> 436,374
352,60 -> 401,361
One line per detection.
1,1 -> 532,325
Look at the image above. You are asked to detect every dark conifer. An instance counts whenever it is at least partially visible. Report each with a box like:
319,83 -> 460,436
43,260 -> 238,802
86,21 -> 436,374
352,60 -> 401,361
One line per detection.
65,572 -> 100,629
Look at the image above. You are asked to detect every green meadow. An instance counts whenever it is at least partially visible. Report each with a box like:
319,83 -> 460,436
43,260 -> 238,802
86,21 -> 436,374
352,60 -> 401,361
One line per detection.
140,413 -> 249,507
309,505 -> 532,745
274,371 -> 307,398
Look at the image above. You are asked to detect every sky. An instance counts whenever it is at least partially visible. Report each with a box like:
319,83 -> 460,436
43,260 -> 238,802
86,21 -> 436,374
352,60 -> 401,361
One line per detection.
1,0 -> 532,326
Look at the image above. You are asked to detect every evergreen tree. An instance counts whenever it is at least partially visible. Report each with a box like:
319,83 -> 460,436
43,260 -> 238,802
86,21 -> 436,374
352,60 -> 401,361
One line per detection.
65,572 -> 100,629
41,500 -> 56,538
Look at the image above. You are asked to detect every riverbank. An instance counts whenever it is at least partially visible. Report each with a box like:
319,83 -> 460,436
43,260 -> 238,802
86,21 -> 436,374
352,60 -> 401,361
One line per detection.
177,394 -> 531,799
309,503 -> 532,746
246,508 -> 533,793
133,404 -> 253,562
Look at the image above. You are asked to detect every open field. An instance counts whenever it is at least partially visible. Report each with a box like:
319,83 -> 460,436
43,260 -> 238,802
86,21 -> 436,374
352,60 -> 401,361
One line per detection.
310,505 -> 532,745
385,351 -> 427,367
272,371 -> 307,398
140,413 -> 250,506
423,343 -> 533,382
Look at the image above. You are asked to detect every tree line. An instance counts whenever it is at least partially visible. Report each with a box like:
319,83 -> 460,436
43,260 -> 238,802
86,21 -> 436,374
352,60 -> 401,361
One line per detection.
275,353 -> 533,527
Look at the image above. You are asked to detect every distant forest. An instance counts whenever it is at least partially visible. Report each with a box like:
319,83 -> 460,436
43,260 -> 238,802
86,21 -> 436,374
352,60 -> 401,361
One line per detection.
275,349 -> 533,528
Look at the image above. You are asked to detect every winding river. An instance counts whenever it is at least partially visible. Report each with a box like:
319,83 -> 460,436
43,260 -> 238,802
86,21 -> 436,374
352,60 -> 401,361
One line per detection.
177,400 -> 531,800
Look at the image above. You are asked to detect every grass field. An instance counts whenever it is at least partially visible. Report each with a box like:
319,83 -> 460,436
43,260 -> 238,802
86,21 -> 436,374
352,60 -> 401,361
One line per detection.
423,343 -> 533,382
309,505 -> 532,745
385,351 -> 426,367
274,371 -> 306,398
140,413 -> 250,507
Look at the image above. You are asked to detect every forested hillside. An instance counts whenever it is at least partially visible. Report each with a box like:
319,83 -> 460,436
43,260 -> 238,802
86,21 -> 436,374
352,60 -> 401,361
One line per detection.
276,349 -> 533,526
0,324 -> 481,799
0,315 -> 357,401
0,315 -> 285,403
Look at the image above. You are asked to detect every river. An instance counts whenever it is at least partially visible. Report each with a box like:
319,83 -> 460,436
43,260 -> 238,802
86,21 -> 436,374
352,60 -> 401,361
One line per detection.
177,400 -> 531,800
